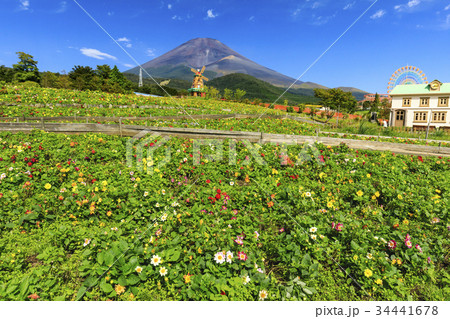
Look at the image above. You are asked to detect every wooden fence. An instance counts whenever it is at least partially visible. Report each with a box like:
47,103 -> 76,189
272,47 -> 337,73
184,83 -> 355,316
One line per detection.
1,121 -> 449,157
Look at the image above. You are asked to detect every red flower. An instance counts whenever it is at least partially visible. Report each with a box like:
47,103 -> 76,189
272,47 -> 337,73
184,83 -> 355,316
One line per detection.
418,156 -> 423,163
216,189 -> 221,194
387,240 -> 397,249
206,179 -> 210,184
215,193 -> 221,200
237,251 -> 248,261
220,291 -> 226,295
28,293 -> 40,300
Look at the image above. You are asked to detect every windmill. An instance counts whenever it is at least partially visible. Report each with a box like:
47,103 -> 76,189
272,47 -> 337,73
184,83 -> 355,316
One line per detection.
188,66 -> 208,97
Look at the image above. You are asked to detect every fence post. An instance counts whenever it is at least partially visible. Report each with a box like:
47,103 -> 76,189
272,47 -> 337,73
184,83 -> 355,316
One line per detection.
41,117 -> 45,130
119,118 -> 123,137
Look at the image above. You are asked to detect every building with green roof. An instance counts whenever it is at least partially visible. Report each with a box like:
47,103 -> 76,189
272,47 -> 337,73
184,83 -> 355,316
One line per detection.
389,80 -> 450,130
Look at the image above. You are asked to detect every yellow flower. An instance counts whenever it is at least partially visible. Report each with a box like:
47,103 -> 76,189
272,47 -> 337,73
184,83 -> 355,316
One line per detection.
198,247 -> 202,254
44,183 -> 51,190
115,284 -> 126,295
364,269 -> 373,278
403,219 -> 409,225
375,191 -> 380,197
398,194 -> 403,200
375,279 -> 383,285
353,255 -> 358,261
356,190 -> 363,197
184,274 -> 192,284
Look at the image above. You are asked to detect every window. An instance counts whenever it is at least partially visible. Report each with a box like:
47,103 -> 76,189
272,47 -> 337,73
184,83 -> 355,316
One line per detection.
432,112 -> 447,123
402,98 -> 411,107
414,112 -> 427,123
420,97 -> 429,107
396,110 -> 405,121
438,97 -> 449,107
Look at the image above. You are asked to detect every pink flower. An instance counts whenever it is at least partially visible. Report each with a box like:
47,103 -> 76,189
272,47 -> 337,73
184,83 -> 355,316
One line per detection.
335,223 -> 343,231
405,240 -> 413,249
234,236 -> 244,245
427,257 -> 432,264
415,244 -> 422,253
331,222 -> 335,229
237,251 -> 248,261
405,234 -> 411,241
387,240 -> 397,249
279,228 -> 285,233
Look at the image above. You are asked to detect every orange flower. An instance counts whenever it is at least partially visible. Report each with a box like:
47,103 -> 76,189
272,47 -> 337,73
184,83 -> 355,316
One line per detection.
267,201 -> 274,208
28,293 -> 40,300
115,284 -> 126,295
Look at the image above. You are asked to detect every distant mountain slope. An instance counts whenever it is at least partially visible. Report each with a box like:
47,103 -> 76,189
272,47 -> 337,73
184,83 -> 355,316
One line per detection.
126,38 -> 322,88
336,87 -> 368,101
208,73 -> 319,104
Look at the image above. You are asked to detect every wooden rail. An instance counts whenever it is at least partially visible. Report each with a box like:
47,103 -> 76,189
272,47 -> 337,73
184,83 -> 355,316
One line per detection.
1,122 -> 448,157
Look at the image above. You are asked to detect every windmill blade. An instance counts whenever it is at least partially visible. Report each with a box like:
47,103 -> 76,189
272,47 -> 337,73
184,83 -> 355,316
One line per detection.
191,68 -> 197,74
201,76 -> 209,81
200,66 -> 205,74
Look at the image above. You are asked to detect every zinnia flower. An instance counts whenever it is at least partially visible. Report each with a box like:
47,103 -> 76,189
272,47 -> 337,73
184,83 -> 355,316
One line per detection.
415,244 -> 422,253
259,290 -> 268,300
159,267 -> 168,276
356,190 -> 363,197
238,251 -> 248,261
214,252 -> 225,264
135,266 -> 143,273
335,223 -> 343,231
151,255 -> 161,266
115,284 -> 126,295
310,227 -> 317,233
234,236 -> 244,245
405,240 -> 413,249
243,275 -> 251,285
226,251 -> 233,263
44,183 -> 51,190
83,238 -> 91,247
387,240 -> 397,249
364,269 -> 373,278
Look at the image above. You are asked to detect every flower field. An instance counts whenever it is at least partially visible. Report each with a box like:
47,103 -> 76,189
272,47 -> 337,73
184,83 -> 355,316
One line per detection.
0,130 -> 448,301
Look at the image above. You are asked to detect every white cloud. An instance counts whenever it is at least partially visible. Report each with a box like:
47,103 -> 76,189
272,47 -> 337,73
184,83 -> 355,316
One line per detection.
117,37 -> 131,42
292,8 -> 301,17
394,0 -> 423,12
56,1 -> 67,13
343,2 -> 355,10
80,48 -> 117,60
312,1 -> 321,9
206,9 -> 217,19
168,4 -> 172,9
107,11 -> 114,16
249,15 -> 255,22
172,15 -> 182,20
19,0 -> 30,11
123,64 -> 134,68
370,9 -> 386,19
146,49 -> 156,57
445,4 -> 450,11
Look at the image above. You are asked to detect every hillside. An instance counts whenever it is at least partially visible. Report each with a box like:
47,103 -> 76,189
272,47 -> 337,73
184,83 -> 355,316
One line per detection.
208,73 -> 319,104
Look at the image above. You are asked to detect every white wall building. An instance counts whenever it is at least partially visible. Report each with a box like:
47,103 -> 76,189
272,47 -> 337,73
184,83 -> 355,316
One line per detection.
389,80 -> 450,131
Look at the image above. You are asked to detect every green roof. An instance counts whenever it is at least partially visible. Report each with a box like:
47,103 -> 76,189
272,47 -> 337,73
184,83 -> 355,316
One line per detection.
390,82 -> 450,95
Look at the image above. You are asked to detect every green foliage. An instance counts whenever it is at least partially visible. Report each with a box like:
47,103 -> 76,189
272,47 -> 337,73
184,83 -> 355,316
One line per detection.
314,88 -> 357,114
13,52 -> 40,83
223,88 -> 234,101
0,65 -> 15,83
234,89 -> 246,101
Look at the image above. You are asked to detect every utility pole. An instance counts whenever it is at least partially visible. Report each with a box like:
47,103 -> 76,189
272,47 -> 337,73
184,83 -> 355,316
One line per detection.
138,68 -> 143,87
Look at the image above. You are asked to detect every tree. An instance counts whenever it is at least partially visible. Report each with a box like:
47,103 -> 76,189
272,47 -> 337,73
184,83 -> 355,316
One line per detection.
40,71 -> 59,88
314,88 -> 357,114
379,99 -> 391,119
69,65 -> 96,90
13,52 -> 40,83
204,86 -> 220,99
234,89 -> 246,101
362,100 -> 372,110
371,93 -> 380,112
223,88 -> 234,100
0,65 -> 15,82
95,64 -> 112,80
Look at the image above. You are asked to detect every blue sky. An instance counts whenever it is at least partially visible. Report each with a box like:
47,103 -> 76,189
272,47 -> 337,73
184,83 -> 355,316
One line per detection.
1,0 -> 449,93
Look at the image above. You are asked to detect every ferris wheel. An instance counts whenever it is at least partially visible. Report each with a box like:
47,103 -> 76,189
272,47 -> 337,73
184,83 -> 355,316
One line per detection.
387,65 -> 428,93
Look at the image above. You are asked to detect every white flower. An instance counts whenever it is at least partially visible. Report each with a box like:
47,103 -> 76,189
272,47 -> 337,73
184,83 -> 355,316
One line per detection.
230,181 -> 234,186
155,202 -> 160,207
374,236 -> 379,240
144,191 -> 149,197
135,266 -> 143,273
257,268 -> 264,273
159,266 -> 168,276
0,173 -> 6,180
243,275 -> 251,285
226,251 -> 233,263
161,189 -> 166,195
309,227 -> 317,233
214,252 -> 225,264
305,192 -> 311,197
161,213 -> 168,221
83,238 -> 91,247
259,290 -> 268,300
151,255 -> 162,266
8,167 -> 13,171
367,253 -> 373,259
310,234 -> 317,240
111,227 -> 118,231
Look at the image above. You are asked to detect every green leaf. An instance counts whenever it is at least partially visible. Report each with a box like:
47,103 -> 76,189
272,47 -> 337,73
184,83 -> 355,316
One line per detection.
169,250 -> 181,262
127,274 -> 140,286
100,282 -> 113,293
